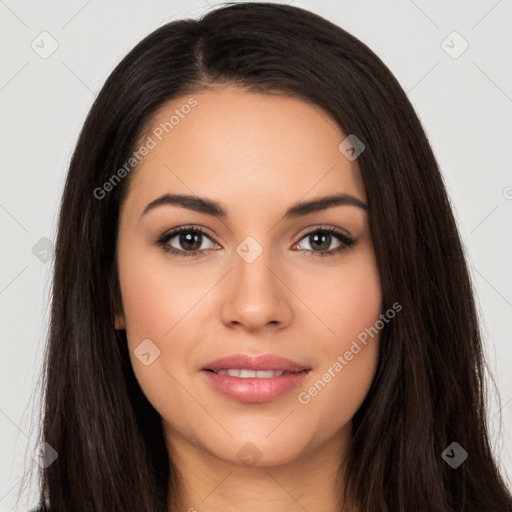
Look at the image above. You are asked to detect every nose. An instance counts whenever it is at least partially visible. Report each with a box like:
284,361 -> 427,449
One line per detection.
220,246 -> 292,333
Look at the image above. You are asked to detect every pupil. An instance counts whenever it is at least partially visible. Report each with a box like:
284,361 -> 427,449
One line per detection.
311,233 -> 330,251
180,232 -> 201,250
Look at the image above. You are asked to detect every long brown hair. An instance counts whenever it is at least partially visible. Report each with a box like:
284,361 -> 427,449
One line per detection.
22,3 -> 512,511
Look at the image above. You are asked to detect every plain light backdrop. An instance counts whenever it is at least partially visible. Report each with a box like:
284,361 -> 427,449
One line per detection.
1,1 -> 511,510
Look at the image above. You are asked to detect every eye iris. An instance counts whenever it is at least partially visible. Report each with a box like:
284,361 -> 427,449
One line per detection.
310,232 -> 331,251
180,232 -> 201,251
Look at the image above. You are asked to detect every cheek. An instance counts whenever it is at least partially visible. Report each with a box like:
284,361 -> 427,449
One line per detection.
295,247 -> 381,422
337,256 -> 382,340
331,248 -> 382,376
116,240 -> 203,400
118,236 -> 207,343
298,245 -> 382,344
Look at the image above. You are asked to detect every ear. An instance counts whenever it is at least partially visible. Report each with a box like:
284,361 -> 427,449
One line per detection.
111,272 -> 125,330
114,315 -> 126,331
114,313 -> 125,330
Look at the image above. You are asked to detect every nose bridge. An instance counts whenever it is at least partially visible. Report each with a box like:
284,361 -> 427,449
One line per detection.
221,233 -> 288,330
233,233 -> 279,299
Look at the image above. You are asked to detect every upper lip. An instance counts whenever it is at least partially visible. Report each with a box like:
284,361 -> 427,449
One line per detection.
202,353 -> 311,373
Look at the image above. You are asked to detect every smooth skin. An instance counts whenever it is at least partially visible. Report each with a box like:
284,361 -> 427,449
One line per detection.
114,86 -> 381,512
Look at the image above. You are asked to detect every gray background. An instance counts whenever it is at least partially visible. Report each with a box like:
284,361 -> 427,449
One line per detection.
1,0 -> 511,510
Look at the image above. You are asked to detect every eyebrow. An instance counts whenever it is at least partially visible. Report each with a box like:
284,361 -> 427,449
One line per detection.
141,192 -> 368,220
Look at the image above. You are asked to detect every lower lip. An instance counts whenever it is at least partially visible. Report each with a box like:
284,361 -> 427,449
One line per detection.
201,370 -> 310,403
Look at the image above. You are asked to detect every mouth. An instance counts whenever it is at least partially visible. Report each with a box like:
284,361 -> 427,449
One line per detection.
202,353 -> 311,374
200,353 -> 311,403
203,368 -> 308,378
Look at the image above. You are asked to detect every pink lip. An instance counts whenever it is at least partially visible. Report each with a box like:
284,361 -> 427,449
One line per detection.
202,353 -> 310,373
201,353 -> 311,403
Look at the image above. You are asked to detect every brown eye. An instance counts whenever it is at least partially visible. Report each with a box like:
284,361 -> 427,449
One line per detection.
156,226 -> 218,257
293,228 -> 356,258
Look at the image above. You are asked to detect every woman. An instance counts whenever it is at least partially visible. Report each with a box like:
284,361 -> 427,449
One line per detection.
25,2 -> 512,511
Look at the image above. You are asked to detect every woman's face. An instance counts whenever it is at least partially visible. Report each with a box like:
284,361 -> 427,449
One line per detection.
115,86 -> 382,468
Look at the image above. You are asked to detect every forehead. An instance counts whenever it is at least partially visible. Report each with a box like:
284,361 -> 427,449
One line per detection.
123,87 -> 366,217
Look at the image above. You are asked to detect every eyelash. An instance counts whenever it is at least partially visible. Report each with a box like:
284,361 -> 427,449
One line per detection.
155,224 -> 356,259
